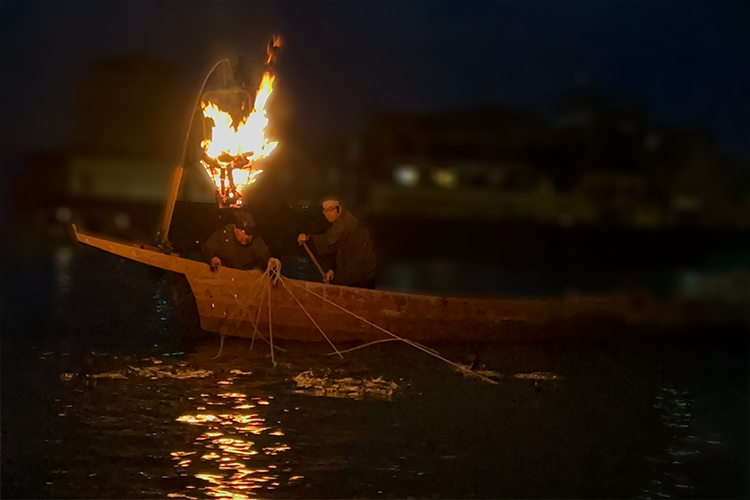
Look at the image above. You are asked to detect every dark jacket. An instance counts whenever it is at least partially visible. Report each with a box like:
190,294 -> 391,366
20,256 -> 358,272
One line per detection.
312,211 -> 376,287
201,224 -> 271,271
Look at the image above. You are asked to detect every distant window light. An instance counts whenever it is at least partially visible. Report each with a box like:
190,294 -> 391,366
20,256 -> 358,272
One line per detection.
394,165 -> 420,187
431,168 -> 459,189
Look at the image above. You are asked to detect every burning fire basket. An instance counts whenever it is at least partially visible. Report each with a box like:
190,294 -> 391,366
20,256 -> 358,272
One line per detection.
199,36 -> 281,208
156,36 -> 281,251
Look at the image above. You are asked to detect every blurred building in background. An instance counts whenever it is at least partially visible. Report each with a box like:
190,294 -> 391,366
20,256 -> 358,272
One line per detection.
8,55 -> 748,301
11,57 -> 749,255
12,55 -> 192,244
340,81 -> 750,230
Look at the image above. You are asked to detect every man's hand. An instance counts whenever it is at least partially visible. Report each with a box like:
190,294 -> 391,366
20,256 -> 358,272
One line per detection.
324,269 -> 334,284
297,233 -> 308,245
209,256 -> 222,272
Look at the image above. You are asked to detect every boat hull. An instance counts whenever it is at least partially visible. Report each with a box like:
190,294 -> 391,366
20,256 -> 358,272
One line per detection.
73,228 -> 733,343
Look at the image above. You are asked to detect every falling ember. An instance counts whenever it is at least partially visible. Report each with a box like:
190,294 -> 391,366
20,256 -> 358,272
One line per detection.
201,71 -> 278,207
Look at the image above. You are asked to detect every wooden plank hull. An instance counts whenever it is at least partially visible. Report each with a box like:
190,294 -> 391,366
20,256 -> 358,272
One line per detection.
74,228 -> 732,343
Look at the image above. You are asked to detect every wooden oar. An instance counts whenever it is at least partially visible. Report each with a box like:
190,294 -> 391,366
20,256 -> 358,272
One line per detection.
302,241 -> 330,284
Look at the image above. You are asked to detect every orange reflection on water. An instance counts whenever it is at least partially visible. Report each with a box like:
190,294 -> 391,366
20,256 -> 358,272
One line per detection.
263,445 -> 291,456
172,388 -> 298,498
177,414 -> 220,424
171,451 -> 197,458
218,393 -> 247,399
236,425 -> 270,435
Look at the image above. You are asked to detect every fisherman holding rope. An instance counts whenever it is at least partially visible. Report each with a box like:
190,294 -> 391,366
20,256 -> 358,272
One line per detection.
298,199 -> 377,288
202,212 -> 271,272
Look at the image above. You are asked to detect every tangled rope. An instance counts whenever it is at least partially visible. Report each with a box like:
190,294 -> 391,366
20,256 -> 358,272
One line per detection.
280,278 -> 343,358
212,260 -> 283,358
282,277 -> 498,385
267,257 -> 282,285
210,258 -> 496,384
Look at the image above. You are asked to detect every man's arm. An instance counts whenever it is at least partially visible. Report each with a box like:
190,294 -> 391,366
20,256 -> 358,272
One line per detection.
253,237 -> 272,270
201,230 -> 222,263
311,217 -> 348,255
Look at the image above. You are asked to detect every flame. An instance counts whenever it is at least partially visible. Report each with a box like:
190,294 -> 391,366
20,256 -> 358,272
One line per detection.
200,72 -> 278,206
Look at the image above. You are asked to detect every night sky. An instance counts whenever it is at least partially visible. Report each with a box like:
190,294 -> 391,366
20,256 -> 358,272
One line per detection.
1,0 -> 748,174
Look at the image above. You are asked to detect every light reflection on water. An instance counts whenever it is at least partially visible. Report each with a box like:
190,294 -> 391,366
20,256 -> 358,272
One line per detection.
54,246 -> 73,294
19,341 -> 750,500
636,386 -> 725,499
4,248 -> 747,499
173,383 -> 294,498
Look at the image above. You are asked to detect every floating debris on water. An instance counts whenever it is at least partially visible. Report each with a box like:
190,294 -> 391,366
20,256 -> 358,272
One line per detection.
453,363 -> 502,379
60,364 -> 213,382
451,368 -> 564,383
514,372 -> 564,381
293,370 -> 398,401
92,372 -> 128,379
230,369 -> 252,376
130,365 -> 214,379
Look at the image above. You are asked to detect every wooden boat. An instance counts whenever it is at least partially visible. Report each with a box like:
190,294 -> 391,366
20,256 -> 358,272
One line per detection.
73,226 -> 731,344
69,54 -> 743,346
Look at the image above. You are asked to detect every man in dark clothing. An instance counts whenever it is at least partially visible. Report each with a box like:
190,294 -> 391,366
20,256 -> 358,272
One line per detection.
297,200 -> 377,288
202,212 -> 271,272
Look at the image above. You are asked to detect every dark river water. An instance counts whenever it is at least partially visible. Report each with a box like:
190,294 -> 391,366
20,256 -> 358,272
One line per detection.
1,246 -> 748,499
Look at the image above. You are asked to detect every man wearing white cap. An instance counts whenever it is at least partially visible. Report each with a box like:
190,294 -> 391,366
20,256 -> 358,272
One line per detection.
298,200 -> 376,288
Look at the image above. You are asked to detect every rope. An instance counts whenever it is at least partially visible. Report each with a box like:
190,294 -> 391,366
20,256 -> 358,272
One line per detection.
221,270 -> 268,338
284,278 -> 498,384
212,334 -> 226,359
326,338 -> 439,356
213,267 -> 286,357
267,257 -> 282,285
209,267 -> 266,359
327,338 -> 397,355
244,274 -> 287,353
267,274 -> 275,366
205,261 -> 492,384
279,278 -> 343,358
220,272 -> 267,341
249,275 -> 267,353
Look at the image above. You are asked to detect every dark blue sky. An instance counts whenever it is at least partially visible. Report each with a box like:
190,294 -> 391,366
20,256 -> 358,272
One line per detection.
1,0 -> 748,167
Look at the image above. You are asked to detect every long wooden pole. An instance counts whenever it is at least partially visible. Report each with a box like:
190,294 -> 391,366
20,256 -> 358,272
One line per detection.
156,166 -> 184,247
302,242 -> 329,283
155,58 -> 231,250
